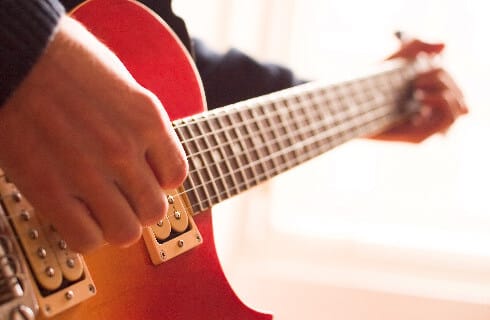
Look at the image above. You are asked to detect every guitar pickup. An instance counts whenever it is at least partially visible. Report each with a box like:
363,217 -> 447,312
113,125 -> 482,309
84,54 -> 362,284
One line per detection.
0,171 -> 38,320
0,171 -> 96,318
143,188 -> 202,265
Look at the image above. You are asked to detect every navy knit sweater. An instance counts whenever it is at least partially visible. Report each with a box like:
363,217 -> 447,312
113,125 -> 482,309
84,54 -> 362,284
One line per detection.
0,0 -> 64,106
0,0 -> 300,109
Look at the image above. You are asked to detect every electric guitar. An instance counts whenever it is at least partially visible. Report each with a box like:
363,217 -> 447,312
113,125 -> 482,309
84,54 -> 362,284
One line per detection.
0,0 -> 429,318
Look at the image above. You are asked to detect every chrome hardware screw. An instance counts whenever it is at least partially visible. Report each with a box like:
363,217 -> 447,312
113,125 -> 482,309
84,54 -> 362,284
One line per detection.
66,258 -> 75,268
20,210 -> 30,221
28,229 -> 39,240
65,290 -> 74,300
12,192 -> 22,203
59,240 -> 67,250
167,195 -> 174,204
37,247 -> 47,259
160,251 -> 167,260
174,211 -> 181,220
177,240 -> 184,248
88,284 -> 96,293
196,234 -> 202,242
45,267 -> 55,277
157,220 -> 164,227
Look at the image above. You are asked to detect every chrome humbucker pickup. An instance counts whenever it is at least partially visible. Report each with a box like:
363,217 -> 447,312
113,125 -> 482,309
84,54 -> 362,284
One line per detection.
0,168 -> 96,318
143,188 -> 202,265
0,170 -> 39,319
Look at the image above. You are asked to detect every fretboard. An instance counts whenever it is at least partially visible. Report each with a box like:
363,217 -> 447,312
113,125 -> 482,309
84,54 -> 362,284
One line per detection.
173,59 -> 422,213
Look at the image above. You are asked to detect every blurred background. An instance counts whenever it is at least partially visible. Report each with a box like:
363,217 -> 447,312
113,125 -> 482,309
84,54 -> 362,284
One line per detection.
173,1 -> 490,319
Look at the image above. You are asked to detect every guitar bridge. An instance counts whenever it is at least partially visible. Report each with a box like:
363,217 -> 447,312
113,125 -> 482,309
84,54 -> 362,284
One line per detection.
0,169 -> 96,318
143,188 -> 202,265
0,176 -> 38,319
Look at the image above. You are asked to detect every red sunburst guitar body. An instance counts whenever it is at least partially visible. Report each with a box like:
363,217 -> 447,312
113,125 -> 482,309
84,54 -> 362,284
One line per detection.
49,0 -> 272,319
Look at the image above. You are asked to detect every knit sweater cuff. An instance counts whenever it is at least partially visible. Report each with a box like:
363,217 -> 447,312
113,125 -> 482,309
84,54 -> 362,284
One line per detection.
0,0 -> 65,106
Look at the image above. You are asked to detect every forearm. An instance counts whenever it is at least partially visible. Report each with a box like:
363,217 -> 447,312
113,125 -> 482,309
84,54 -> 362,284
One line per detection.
0,0 -> 65,106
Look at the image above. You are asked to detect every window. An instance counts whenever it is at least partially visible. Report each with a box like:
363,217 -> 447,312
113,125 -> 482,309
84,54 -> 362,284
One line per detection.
174,0 -> 490,305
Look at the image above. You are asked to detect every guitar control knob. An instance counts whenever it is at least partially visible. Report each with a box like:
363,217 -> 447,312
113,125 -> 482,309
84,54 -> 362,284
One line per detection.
9,305 -> 35,320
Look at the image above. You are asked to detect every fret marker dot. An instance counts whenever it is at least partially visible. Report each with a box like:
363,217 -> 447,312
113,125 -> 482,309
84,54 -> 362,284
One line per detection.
232,143 -> 242,154
194,157 -> 203,169
212,150 -> 222,161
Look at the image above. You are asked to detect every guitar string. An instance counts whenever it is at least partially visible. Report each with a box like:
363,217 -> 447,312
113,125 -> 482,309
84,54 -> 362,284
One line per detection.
179,93 -> 339,200
178,69 -> 405,168
174,65 -> 411,163
182,87 -> 393,165
165,58 -> 409,215
182,95 -> 385,193
179,79 -> 407,196
175,100 -> 407,213
172,71 -> 410,211
182,107 -> 403,215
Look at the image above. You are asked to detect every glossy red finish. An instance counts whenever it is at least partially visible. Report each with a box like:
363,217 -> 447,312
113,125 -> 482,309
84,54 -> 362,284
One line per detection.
47,1 -> 273,319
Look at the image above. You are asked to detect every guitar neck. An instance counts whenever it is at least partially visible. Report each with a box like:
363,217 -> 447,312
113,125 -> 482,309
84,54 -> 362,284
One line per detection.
174,60 -> 420,213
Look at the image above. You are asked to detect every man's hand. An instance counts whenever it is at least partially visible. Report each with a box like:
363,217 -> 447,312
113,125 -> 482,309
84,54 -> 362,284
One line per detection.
0,16 -> 188,253
374,39 -> 468,143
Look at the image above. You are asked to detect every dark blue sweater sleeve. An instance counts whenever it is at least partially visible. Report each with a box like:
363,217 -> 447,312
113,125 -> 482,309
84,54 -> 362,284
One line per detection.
0,0 -> 65,106
193,39 -> 305,110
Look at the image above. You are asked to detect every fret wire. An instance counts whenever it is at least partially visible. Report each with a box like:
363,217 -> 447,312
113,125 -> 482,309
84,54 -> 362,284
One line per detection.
309,92 -> 327,151
183,102 -> 335,211
185,99 -> 319,177
174,125 -> 205,211
203,118 -> 240,200
217,112 -> 252,191
292,93 -> 326,155
249,99 -> 288,171
184,89 -> 328,160
181,99 -> 397,211
253,105 -> 272,167
176,66 -> 410,149
181,102 -> 405,213
251,100 -> 280,179
208,116 -> 246,194
203,122 -> 234,201
234,106 -> 267,181
266,99 -> 290,173
348,78 -> 379,135
195,98 -> 307,196
184,81 -> 400,180
189,121 -> 220,210
291,94 -> 312,144
192,103 -> 408,212
184,122 -> 211,207
193,120 -> 224,205
178,64 -> 415,210
275,98 -> 301,168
